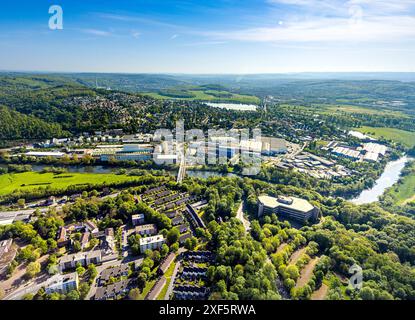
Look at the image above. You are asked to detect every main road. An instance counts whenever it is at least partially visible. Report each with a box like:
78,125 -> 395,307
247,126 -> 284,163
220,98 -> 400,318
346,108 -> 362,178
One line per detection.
176,143 -> 186,183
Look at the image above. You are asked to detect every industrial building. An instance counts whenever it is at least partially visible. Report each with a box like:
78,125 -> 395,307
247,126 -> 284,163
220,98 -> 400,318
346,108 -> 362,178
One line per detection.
94,144 -> 153,162
260,137 -> 288,155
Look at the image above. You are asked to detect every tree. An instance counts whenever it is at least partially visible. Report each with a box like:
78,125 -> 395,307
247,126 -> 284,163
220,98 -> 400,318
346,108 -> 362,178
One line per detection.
26,262 -> 41,279
167,227 -> 180,245
128,288 -> 140,300
285,265 -> 300,281
160,244 -> 169,257
48,292 -> 62,300
79,282 -> 91,299
17,198 -> 26,208
88,238 -> 99,250
76,264 -> 86,276
73,240 -> 82,253
66,290 -> 80,300
87,264 -> 98,282
170,243 -> 179,253
137,272 -> 147,289
359,287 -> 375,300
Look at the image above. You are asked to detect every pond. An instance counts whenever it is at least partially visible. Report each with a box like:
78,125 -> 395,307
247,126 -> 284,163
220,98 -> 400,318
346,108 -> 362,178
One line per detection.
351,156 -> 413,205
204,102 -> 258,111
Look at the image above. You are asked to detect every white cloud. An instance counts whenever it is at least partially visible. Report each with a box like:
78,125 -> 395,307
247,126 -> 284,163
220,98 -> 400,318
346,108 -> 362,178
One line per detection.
131,31 -> 141,39
199,1 -> 415,44
203,15 -> 415,43
80,29 -> 112,37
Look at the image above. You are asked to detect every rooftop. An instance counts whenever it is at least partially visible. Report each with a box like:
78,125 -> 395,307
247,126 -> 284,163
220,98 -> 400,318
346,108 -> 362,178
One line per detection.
139,235 -> 164,245
258,195 -> 315,213
59,250 -> 102,264
135,224 -> 157,232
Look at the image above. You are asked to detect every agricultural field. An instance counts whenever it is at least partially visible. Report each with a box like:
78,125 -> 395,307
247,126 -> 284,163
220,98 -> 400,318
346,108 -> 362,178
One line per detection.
356,126 -> 415,148
322,104 -> 408,117
0,171 -> 141,196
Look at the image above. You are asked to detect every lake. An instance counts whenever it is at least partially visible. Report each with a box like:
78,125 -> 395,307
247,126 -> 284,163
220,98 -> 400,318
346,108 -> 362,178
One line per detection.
351,156 -> 412,205
205,102 -> 257,111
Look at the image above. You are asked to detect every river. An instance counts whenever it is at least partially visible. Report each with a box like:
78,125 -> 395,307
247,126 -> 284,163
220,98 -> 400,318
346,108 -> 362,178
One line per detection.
186,170 -> 238,179
351,156 -> 413,205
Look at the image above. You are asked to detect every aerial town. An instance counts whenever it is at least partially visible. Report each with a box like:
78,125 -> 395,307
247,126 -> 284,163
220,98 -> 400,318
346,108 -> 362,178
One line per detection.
1,1 -> 415,309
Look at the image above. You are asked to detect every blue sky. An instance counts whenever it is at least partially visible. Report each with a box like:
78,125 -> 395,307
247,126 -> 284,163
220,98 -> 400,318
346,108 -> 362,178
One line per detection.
1,0 -> 415,73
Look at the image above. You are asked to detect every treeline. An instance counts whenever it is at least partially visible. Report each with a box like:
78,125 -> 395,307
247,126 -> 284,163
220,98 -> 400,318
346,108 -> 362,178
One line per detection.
0,106 -> 65,140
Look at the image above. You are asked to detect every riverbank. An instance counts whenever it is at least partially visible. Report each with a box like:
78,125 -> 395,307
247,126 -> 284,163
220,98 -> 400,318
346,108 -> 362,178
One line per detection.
379,159 -> 415,206
351,156 -> 413,205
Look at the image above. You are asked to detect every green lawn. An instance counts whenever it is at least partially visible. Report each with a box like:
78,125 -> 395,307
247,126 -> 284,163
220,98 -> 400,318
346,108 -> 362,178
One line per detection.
138,279 -> 157,300
356,126 -> 415,148
0,172 -> 141,196
157,261 -> 176,300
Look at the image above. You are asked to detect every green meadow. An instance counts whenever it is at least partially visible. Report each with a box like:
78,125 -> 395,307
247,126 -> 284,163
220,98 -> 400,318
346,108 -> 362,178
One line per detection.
356,126 -> 415,148
0,171 -> 140,196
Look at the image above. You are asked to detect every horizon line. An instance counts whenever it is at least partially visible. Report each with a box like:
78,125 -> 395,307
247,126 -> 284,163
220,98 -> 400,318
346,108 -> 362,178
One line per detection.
1,69 -> 415,76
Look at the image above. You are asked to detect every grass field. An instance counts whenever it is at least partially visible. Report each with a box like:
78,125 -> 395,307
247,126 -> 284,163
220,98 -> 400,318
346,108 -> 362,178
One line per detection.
356,126 -> 415,148
0,172 -> 141,196
322,104 -> 407,117
144,89 -> 260,104
138,279 -> 157,300
157,261 -> 176,300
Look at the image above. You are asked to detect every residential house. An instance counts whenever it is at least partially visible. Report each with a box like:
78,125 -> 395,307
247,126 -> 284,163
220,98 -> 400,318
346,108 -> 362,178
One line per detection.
45,272 -> 79,294
100,265 -> 130,285
139,235 -> 165,253
145,276 -> 166,300
173,285 -> 209,300
84,220 -> 99,236
59,250 -> 102,272
95,279 -> 130,300
158,253 -> 176,275
132,214 -> 145,226
80,232 -> 90,250
135,224 -> 157,236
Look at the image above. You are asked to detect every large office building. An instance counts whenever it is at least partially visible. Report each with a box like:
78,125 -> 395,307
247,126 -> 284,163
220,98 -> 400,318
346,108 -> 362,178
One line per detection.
258,195 -> 319,224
